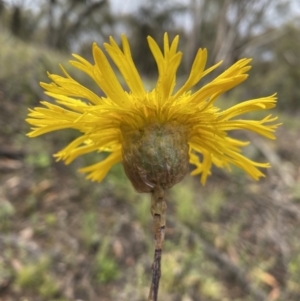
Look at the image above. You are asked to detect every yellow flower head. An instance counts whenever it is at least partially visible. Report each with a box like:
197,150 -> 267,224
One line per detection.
26,33 -> 279,190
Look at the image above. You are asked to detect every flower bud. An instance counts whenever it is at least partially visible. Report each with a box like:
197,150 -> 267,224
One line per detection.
121,123 -> 189,192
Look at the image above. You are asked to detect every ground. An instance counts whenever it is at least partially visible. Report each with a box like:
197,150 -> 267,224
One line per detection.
0,33 -> 300,301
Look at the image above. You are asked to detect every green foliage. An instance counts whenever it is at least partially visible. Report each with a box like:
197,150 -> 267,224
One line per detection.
203,191 -> 225,219
162,239 -> 225,299
38,274 -> 60,299
16,257 -> 59,298
106,163 -> 137,201
134,194 -> 151,227
94,237 -> 120,284
0,31 -> 64,97
292,183 -> 300,203
81,211 -> 100,248
288,253 -> 300,281
16,257 -> 48,288
245,24 -> 300,112
200,277 -> 223,299
26,152 -> 51,169
0,200 -> 15,230
0,260 -> 13,289
44,214 -> 57,226
172,180 -> 201,226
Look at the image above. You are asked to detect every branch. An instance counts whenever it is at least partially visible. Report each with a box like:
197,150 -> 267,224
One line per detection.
54,0 -> 107,49
64,0 -> 107,37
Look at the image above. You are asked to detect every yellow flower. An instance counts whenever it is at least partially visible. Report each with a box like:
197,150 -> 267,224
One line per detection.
26,33 -> 279,189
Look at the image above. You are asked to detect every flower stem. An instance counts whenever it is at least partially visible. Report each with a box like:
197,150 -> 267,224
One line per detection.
148,185 -> 167,301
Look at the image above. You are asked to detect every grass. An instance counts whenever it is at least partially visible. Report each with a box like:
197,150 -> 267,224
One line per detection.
0,29 -> 300,301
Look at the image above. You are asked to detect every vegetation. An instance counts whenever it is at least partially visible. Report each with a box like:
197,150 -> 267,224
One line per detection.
0,0 -> 300,300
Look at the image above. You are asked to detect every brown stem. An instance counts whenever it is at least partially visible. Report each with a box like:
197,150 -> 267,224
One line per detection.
148,185 -> 167,301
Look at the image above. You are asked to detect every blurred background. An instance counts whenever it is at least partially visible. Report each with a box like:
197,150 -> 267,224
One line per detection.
0,0 -> 300,300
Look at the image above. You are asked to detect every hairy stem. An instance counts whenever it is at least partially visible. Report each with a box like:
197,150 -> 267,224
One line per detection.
148,185 -> 167,301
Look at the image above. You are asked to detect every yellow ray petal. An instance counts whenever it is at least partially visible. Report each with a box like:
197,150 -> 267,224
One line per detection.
79,150 -> 122,182
104,35 -> 145,98
92,43 -> 129,106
